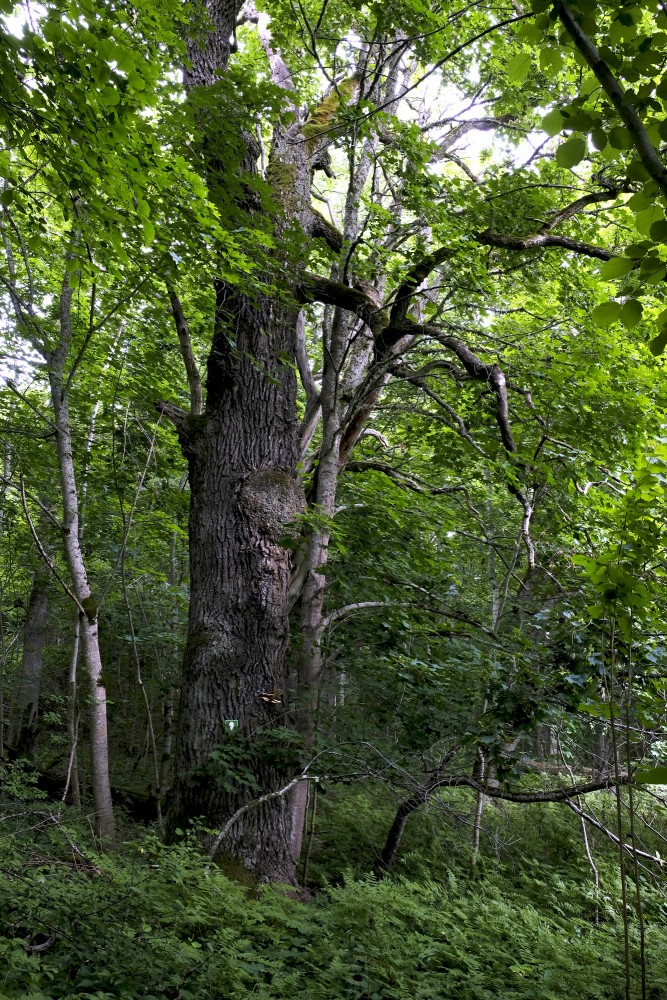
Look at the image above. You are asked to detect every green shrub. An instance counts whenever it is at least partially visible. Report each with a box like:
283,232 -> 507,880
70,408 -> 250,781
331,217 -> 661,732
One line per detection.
0,800 -> 665,1000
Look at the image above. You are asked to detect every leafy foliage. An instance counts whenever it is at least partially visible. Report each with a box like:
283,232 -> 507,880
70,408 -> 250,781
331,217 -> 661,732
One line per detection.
1,792 -> 665,999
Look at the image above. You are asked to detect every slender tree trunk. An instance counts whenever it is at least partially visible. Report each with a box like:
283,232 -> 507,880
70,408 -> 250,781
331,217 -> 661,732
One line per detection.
122,563 -> 164,835
47,274 -> 115,845
76,612 -> 114,843
160,686 -> 175,800
291,306 -> 346,858
0,437 -> 10,759
471,747 -> 486,869
289,108 -> 381,856
377,792 -> 425,873
11,563 -> 50,754
160,529 -> 182,802
64,613 -> 81,807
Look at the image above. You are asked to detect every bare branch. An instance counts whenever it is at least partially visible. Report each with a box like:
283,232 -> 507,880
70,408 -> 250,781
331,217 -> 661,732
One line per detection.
3,378 -> 56,430
565,797 -> 664,866
299,273 -> 387,337
25,934 -> 58,954
345,459 -> 466,495
17,472 -> 85,615
154,400 -> 188,434
256,7 -> 296,93
209,774 -> 315,858
434,115 -> 518,157
441,151 -> 480,183
387,245 -> 454,330
423,326 -> 516,453
539,189 -> 624,233
295,310 -> 319,407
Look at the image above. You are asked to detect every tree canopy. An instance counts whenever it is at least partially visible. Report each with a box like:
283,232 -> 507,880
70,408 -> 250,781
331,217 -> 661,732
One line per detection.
2,0 -> 667,992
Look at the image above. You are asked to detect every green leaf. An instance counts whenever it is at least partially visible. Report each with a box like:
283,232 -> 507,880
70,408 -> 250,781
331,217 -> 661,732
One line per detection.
650,219 -> 667,242
609,125 -> 632,149
619,298 -> 643,328
599,256 -> 633,279
518,22 -> 543,44
591,300 -> 621,326
566,110 -> 594,132
635,205 -> 665,237
542,109 -> 566,136
579,701 -> 611,719
506,52 -> 532,84
640,255 -> 665,283
556,135 -> 586,168
649,327 -> 667,355
101,86 -> 121,107
540,47 -> 564,74
590,128 -> 607,150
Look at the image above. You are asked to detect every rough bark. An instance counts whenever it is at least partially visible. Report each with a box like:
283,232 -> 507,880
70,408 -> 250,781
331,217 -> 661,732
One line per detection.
165,0 -> 355,880
166,287 -> 303,879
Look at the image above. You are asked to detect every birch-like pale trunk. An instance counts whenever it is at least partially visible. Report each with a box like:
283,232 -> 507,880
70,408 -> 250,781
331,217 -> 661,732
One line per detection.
48,273 -> 115,845
291,305 -> 347,859
290,81 -> 391,856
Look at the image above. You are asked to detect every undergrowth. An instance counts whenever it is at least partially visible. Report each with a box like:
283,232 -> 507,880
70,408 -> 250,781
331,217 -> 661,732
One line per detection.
0,768 -> 666,999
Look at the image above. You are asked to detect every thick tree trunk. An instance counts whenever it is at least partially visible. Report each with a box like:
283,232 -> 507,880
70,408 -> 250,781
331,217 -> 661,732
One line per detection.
167,286 -> 303,881
166,0 -> 359,878
11,565 -> 50,754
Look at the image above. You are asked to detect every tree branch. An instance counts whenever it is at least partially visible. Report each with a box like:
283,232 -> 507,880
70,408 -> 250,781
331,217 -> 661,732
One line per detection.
298,273 -> 387,337
434,115 -> 518,157
208,774 -> 315,859
17,472 -> 85,615
476,228 -> 613,261
166,285 -> 203,416
154,400 -> 189,434
538,188 -> 624,233
555,0 -> 667,200
565,796 -> 664,866
387,245 -> 454,330
345,459 -> 466,495
377,771 -> 631,871
420,325 -> 516,453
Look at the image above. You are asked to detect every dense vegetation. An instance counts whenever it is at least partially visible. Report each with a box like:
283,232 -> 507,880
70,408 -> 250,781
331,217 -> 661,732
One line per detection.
3,781 -> 667,999
2,0 -> 667,993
